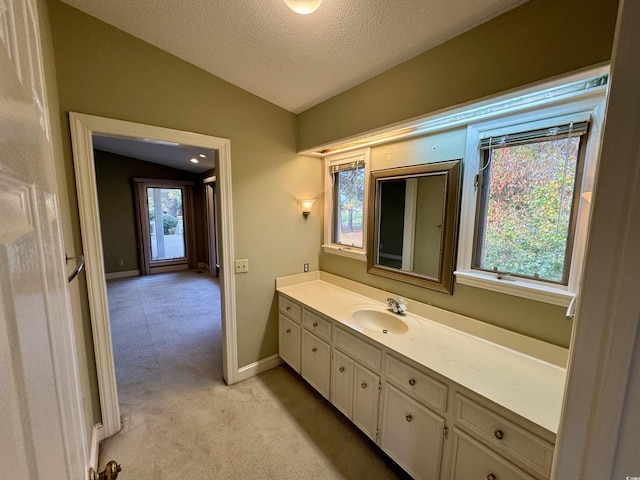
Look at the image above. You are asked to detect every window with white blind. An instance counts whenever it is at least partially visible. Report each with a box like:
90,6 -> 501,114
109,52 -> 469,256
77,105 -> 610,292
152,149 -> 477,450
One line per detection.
323,149 -> 370,259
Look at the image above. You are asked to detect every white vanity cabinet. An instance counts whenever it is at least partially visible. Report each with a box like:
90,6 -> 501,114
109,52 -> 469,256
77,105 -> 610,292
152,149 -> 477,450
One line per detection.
300,309 -> 332,399
278,296 -> 302,372
451,393 -> 555,480
381,355 -> 448,480
331,326 -> 382,441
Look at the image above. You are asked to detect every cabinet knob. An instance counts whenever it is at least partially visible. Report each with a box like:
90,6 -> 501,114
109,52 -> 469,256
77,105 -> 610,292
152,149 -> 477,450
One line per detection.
487,474 -> 496,480
286,328 -> 291,333
494,429 -> 504,440
312,347 -> 317,353
361,382 -> 367,389
408,378 -> 416,386
312,322 -> 318,328
286,306 -> 291,311
339,367 -> 345,373
405,415 -> 413,423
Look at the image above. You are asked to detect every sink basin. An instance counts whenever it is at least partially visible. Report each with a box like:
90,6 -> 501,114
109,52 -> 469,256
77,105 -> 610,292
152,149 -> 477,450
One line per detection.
347,306 -> 421,335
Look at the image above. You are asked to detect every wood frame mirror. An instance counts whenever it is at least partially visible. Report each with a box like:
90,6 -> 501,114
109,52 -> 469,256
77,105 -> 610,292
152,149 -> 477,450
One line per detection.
367,160 -> 461,294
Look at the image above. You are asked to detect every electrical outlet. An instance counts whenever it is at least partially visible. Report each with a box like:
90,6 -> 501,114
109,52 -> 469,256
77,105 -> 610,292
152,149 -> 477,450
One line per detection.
235,259 -> 249,274
118,260 -> 124,267
304,263 -> 309,273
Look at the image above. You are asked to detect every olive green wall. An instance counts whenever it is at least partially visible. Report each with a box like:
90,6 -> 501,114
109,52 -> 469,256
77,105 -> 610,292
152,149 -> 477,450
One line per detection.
298,0 -> 619,150
94,150 -> 208,273
47,0 -> 322,425
326,129 -> 572,347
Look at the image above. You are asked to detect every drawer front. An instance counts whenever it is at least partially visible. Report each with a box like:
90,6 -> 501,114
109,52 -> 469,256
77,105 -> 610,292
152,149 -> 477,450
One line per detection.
333,326 -> 382,372
385,354 -> 448,412
455,395 -> 554,477
381,384 -> 445,480
302,309 -> 332,341
279,314 -> 301,372
279,295 -> 302,322
450,428 -> 536,480
301,330 -> 331,399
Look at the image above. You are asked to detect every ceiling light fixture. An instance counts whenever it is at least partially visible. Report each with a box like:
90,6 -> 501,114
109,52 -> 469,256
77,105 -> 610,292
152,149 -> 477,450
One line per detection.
190,158 -> 199,164
199,154 -> 207,158
284,0 -> 322,15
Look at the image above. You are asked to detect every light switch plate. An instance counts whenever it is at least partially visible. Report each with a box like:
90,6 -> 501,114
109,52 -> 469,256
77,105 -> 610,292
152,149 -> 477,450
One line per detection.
235,259 -> 249,273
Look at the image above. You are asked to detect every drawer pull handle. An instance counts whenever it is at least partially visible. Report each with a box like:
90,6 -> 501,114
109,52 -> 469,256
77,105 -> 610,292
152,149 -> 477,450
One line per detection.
312,347 -> 317,353
487,474 -> 496,480
494,430 -> 504,440
405,415 -> 413,422
361,382 -> 367,389
339,367 -> 345,373
312,322 -> 318,327
286,328 -> 291,333
408,378 -> 416,386
286,306 -> 291,311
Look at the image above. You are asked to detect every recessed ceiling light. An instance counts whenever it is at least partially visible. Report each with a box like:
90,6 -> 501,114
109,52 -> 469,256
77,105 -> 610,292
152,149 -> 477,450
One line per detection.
190,158 -> 199,164
199,154 -> 207,158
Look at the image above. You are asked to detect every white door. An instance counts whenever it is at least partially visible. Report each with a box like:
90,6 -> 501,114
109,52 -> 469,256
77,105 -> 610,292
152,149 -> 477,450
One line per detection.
0,0 -> 87,478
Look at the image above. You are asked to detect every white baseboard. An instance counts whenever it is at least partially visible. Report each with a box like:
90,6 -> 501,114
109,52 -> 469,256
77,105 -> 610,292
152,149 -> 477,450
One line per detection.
197,262 -> 210,271
89,423 -> 103,471
236,354 -> 283,382
105,270 -> 140,280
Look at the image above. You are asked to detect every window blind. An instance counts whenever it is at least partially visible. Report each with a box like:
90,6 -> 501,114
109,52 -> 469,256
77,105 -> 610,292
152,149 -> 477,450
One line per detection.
479,121 -> 589,150
329,159 -> 365,174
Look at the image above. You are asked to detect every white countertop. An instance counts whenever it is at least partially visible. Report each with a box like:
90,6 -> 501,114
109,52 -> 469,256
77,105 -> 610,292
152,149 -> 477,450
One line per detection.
277,275 -> 567,434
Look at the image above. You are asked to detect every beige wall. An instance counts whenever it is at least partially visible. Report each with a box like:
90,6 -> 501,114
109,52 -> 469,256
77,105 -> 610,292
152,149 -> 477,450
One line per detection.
94,150 -> 207,273
47,0 -> 322,425
327,129 -> 571,347
298,0 -> 619,150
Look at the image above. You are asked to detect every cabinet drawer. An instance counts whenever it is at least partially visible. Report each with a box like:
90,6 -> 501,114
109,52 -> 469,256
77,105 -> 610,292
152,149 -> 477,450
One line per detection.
450,428 -> 536,480
455,395 -> 554,478
385,354 -> 448,412
302,309 -> 332,341
333,326 -> 382,372
279,295 -> 301,322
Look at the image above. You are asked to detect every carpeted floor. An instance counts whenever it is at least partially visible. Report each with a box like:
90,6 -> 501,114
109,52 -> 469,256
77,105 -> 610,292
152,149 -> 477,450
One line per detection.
99,270 -> 408,479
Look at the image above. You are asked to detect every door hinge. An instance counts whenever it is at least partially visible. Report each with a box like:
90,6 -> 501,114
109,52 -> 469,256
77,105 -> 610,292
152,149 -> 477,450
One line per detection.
443,426 -> 449,439
375,429 -> 380,440
378,383 -> 382,393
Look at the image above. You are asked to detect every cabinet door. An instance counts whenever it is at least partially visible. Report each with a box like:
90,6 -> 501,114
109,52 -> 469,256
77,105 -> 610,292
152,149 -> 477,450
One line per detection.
449,429 -> 536,480
331,350 -> 354,418
381,384 -> 445,480
353,363 -> 380,441
279,314 -> 301,372
301,330 -> 331,399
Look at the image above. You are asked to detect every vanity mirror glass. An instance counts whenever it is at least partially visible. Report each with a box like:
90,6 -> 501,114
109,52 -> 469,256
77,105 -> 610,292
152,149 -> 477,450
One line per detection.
367,160 -> 461,293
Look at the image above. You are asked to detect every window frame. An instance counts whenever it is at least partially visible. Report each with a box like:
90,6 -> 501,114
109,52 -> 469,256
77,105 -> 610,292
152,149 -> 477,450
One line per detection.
323,148 -> 371,260
456,101 -> 607,306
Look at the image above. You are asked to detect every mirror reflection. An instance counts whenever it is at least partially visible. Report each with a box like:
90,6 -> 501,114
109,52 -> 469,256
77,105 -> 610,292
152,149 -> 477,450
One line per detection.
368,160 -> 461,294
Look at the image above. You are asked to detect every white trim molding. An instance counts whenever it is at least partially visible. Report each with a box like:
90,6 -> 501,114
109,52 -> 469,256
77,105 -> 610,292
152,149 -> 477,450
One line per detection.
89,423 -> 103,472
69,113 -> 239,439
236,354 -> 283,383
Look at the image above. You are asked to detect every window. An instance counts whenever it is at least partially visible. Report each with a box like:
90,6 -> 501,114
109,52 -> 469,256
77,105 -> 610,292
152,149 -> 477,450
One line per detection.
323,149 -> 370,259
457,106 -> 605,306
474,122 -> 587,285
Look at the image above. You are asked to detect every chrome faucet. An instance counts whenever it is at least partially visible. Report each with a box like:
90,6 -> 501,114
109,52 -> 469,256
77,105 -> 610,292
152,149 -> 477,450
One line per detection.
387,297 -> 407,315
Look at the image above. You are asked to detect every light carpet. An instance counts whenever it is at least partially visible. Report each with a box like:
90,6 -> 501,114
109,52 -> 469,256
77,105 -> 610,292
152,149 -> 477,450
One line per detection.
99,270 -> 408,479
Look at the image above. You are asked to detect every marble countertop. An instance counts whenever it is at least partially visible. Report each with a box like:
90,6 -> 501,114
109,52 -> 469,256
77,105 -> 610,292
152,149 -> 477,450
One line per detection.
277,275 -> 567,434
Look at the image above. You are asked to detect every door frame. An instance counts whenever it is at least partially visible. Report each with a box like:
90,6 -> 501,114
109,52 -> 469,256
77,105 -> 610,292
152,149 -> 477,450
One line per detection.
69,112 -> 239,439
203,176 -> 218,277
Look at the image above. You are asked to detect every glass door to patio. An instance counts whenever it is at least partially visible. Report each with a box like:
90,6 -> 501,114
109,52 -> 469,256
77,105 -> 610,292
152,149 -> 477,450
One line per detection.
147,186 -> 186,262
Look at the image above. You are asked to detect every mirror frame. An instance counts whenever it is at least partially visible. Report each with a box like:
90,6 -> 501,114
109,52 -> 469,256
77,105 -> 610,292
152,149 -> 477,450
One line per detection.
367,160 -> 461,294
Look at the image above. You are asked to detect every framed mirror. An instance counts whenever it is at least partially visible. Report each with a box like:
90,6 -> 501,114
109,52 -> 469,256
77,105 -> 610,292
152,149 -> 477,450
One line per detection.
367,160 -> 461,294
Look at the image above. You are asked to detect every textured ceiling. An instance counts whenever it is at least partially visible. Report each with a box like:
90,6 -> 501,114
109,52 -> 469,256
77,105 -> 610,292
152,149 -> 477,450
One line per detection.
59,0 -> 527,113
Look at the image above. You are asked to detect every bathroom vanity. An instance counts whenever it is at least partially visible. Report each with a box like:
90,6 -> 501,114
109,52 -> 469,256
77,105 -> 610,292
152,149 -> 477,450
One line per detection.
276,271 -> 567,480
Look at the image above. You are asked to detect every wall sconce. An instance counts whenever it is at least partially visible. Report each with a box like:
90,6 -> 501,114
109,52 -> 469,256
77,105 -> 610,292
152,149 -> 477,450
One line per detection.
299,199 -> 315,217
284,0 -> 322,14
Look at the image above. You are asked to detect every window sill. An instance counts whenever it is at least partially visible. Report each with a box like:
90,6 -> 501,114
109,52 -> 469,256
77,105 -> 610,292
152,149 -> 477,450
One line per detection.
454,270 -> 574,307
322,244 -> 367,261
